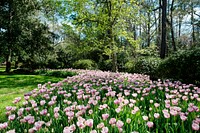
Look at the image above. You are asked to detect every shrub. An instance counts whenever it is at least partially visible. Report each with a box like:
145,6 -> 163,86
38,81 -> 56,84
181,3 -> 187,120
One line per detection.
46,71 -> 76,78
34,70 -> 77,78
73,59 -> 97,70
98,59 -> 113,71
13,68 -> 33,74
125,57 -> 161,79
157,47 -> 200,85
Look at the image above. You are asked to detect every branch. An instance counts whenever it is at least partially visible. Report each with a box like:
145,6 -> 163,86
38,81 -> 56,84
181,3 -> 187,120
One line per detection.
152,6 -> 162,12
194,12 -> 200,17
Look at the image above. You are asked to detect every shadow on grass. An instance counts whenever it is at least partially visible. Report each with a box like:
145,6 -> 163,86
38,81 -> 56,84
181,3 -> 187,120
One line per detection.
0,73 -> 65,122
0,74 -> 64,89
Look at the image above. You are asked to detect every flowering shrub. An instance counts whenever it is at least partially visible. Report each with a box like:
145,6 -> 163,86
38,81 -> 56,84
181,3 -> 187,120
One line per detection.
0,70 -> 199,133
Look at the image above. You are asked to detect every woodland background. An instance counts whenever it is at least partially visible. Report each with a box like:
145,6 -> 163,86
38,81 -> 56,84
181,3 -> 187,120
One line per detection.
0,0 -> 200,85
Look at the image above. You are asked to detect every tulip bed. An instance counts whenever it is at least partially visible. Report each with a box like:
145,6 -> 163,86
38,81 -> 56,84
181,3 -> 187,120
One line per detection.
0,70 -> 199,133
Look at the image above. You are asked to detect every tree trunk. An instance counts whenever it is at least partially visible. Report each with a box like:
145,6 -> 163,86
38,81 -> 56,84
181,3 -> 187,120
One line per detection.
107,0 -> 117,72
157,0 -> 162,47
6,49 -> 12,72
6,0 -> 13,72
15,56 -> 19,69
191,1 -> 195,46
147,11 -> 151,47
170,0 -> 176,51
178,14 -> 182,38
133,25 -> 137,40
160,0 -> 167,59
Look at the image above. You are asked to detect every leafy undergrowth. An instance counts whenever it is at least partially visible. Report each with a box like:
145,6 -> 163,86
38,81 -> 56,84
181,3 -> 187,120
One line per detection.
33,69 -> 77,78
0,70 -> 199,133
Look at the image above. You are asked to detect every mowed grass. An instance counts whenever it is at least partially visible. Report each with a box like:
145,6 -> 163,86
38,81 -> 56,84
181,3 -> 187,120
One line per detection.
0,69 -> 64,122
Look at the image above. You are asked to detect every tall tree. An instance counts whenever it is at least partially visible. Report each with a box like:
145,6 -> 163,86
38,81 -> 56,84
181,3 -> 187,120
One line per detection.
0,0 -> 54,72
191,1 -> 195,45
160,0 -> 167,59
61,0 -> 141,72
169,0 -> 176,51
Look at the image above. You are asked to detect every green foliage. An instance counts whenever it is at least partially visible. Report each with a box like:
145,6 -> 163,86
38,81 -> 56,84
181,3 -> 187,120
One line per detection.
136,44 -> 159,57
34,70 -> 77,78
0,57 -> 4,64
73,59 -> 97,70
61,0 -> 142,71
98,59 -> 113,71
0,0 -> 58,71
157,47 -> 200,85
125,57 -> 161,78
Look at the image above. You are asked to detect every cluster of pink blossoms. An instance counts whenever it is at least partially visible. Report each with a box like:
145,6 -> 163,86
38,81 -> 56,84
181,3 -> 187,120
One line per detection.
0,70 -> 199,132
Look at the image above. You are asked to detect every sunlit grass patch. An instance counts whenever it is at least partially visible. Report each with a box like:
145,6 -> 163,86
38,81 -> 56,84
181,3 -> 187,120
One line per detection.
0,74 -> 64,122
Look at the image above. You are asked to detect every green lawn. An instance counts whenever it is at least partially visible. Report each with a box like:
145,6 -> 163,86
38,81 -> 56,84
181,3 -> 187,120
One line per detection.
0,73 -> 64,122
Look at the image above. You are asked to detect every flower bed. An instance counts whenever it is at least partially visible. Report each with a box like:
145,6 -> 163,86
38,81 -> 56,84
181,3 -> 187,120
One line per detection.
0,70 -> 199,133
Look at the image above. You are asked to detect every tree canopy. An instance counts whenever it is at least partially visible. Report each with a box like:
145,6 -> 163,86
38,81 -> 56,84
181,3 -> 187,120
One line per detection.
0,0 -> 199,72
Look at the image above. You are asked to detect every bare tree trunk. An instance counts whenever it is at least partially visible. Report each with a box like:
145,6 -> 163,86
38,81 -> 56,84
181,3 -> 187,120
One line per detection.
147,11 -> 151,47
6,50 -> 12,72
6,0 -> 13,72
133,25 -> 137,40
191,1 -> 195,46
157,0 -> 162,48
170,0 -> 176,51
160,0 -> 167,59
178,14 -> 182,38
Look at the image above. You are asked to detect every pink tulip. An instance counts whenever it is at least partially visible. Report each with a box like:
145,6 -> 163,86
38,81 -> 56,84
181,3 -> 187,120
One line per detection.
48,101 -> 56,106
54,113 -> 59,119
102,114 -> 109,120
101,127 -> 109,133
66,111 -> 74,117
45,121 -> 52,127
88,109 -> 93,114
149,100 -> 153,103
90,130 -> 97,133
154,113 -> 160,119
13,97 -> 21,104
114,99 -> 120,104
170,110 -> 178,116
70,124 -> 76,131
97,122 -> 104,129
28,128 -> 35,133
54,107 -> 60,113
76,121 -> 85,129
6,106 -> 13,111
180,115 -> 187,121
192,122 -> 199,131
40,100 -> 46,106
109,118 -> 117,125
142,116 -> 148,121
24,96 -> 30,100
40,109 -> 47,116
63,127 -> 71,133
163,112 -> 170,118
8,114 -> 15,121
147,121 -> 154,128
116,120 -> 124,128
115,108 -> 121,113
34,121 -> 44,131
6,129 -> 15,133
85,119 -> 93,127
0,122 -> 8,130
126,118 -> 131,124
